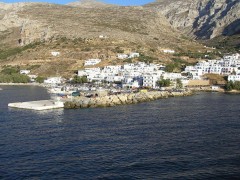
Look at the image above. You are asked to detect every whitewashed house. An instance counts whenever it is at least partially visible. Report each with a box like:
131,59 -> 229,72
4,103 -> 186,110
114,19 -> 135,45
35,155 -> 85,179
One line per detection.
117,54 -> 128,59
129,52 -> 140,58
123,80 -> 141,88
106,75 -> 124,82
228,75 -> 240,82
143,73 -> 160,88
51,51 -> 60,56
20,70 -> 30,75
162,73 -> 182,80
44,77 -> 62,84
84,59 -> 101,66
88,73 -> 105,82
99,35 -> 108,39
162,49 -> 175,54
192,54 -> 240,76
78,70 -> 87,77
184,66 -> 202,79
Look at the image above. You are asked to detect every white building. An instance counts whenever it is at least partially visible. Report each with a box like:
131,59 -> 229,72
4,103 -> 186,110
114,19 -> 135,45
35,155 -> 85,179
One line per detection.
20,70 -> 30,75
84,59 -> 101,66
129,52 -> 140,58
162,49 -> 175,54
77,62 -> 166,88
44,77 -> 62,84
162,72 -> 182,80
228,75 -> 240,82
185,54 -> 240,76
143,73 -> 160,88
99,35 -> 108,39
105,75 -> 124,82
117,54 -> 128,59
51,51 -> 60,56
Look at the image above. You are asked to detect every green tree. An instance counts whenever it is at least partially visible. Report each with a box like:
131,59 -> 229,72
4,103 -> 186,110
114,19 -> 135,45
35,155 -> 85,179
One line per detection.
156,78 -> 171,87
81,76 -> 88,83
0,73 -> 30,83
0,74 -> 12,83
35,76 -> 45,83
1,66 -> 19,75
71,76 -> 88,84
12,74 -> 30,83
233,81 -> 240,90
176,78 -> 183,89
165,64 -> 176,72
138,54 -> 154,63
225,80 -> 234,91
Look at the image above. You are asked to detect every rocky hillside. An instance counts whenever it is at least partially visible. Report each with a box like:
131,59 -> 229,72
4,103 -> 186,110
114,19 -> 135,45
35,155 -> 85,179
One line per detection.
0,2 -> 205,76
145,0 -> 240,39
0,1 -> 191,48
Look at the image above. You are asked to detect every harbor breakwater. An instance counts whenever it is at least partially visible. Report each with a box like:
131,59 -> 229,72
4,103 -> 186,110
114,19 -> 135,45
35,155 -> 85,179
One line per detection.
64,90 -> 193,109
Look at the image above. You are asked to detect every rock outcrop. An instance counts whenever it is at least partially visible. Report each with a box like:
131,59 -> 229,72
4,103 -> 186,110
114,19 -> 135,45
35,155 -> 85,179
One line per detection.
64,90 -> 192,109
145,0 -> 240,39
0,3 -> 54,46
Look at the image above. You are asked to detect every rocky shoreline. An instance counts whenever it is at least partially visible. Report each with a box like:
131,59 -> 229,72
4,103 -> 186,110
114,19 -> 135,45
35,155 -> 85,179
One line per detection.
64,90 -> 193,109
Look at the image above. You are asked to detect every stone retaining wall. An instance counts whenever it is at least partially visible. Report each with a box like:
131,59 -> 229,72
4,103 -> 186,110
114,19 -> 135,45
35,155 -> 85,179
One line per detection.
64,90 -> 193,109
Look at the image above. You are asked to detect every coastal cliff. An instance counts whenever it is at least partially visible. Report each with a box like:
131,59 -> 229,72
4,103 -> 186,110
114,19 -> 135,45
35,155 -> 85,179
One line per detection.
64,90 -> 192,109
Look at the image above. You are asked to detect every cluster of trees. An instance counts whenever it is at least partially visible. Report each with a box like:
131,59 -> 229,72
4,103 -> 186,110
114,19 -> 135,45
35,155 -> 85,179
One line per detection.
176,79 -> 183,89
35,76 -> 45,83
164,58 -> 192,73
0,74 -> 30,83
0,66 -> 30,83
164,63 -> 178,72
225,81 -> 240,91
156,78 -> 183,89
71,76 -> 88,84
138,54 -> 155,63
156,78 -> 171,87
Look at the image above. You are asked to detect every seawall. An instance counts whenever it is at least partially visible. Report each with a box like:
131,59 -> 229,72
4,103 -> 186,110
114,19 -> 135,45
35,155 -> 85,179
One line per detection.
64,90 -> 193,109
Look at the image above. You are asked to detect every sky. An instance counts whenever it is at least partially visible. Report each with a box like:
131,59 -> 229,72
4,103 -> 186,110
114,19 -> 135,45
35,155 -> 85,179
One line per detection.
1,0 -> 155,6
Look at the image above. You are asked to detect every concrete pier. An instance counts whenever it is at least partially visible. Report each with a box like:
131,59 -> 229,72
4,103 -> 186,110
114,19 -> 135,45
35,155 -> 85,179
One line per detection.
8,100 -> 64,111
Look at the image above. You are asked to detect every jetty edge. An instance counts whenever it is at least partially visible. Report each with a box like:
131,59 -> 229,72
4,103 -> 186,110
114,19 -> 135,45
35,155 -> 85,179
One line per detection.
8,100 -> 64,111
64,90 -> 192,109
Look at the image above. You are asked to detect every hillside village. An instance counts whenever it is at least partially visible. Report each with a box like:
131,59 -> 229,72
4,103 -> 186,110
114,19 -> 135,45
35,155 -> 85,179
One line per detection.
15,52 -> 240,93
77,53 -> 240,89
0,1 -> 239,94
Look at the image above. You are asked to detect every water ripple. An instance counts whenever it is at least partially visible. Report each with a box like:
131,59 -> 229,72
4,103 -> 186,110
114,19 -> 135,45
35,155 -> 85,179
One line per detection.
0,87 -> 240,179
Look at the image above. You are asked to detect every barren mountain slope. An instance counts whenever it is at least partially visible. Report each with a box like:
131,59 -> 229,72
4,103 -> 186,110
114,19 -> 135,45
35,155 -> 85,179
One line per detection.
0,2 -> 207,77
145,0 -> 240,39
0,2 -> 191,48
67,0 -> 116,8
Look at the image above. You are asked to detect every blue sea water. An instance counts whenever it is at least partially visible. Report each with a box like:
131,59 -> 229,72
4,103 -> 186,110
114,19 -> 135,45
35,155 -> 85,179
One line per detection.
0,86 -> 240,179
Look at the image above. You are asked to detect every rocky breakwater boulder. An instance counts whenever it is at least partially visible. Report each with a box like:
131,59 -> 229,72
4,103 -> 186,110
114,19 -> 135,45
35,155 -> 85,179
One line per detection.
64,90 -> 192,109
